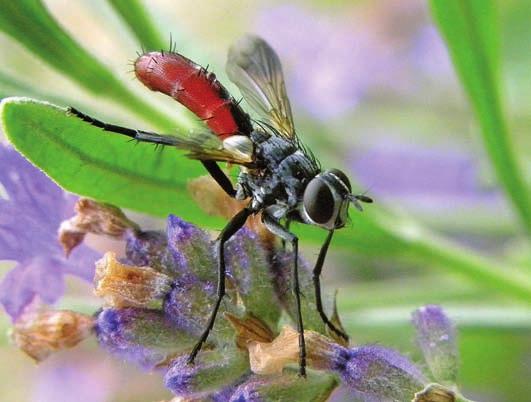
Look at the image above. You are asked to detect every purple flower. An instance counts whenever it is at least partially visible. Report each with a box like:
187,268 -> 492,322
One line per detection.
336,345 -> 426,402
166,214 -> 216,281
125,229 -> 173,274
0,144 -> 99,321
412,305 -> 458,384
95,307 -> 196,370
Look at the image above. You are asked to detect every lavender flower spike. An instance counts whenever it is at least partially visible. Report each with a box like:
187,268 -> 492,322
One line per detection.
0,144 -> 99,321
412,305 -> 458,384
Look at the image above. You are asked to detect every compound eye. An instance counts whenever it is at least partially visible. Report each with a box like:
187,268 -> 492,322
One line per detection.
303,178 -> 335,224
327,168 -> 352,193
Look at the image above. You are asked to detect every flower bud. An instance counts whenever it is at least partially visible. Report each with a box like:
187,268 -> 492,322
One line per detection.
125,230 -> 175,275
95,252 -> 172,307
166,215 -> 217,281
163,278 -> 234,344
412,305 -> 458,384
337,345 -> 426,401
164,350 -> 248,397
59,198 -> 139,255
225,229 -> 280,328
96,308 -> 196,370
228,373 -> 337,402
11,309 -> 94,362
271,251 -> 326,334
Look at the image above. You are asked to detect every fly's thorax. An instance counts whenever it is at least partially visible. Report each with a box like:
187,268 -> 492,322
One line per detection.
300,169 -> 352,230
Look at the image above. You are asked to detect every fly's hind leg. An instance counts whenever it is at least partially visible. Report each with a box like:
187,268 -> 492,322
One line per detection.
69,108 -> 239,199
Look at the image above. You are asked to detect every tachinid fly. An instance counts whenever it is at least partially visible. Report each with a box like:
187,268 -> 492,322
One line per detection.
69,35 -> 372,377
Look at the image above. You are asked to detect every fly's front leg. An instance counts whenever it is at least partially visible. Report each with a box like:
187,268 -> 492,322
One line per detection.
313,229 -> 349,342
187,206 -> 252,364
262,212 -> 306,377
201,160 -> 237,197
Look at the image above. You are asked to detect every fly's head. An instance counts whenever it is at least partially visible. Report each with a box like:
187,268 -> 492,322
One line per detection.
301,169 -> 372,230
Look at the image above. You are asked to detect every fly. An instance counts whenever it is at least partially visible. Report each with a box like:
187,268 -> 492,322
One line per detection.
69,35 -> 372,377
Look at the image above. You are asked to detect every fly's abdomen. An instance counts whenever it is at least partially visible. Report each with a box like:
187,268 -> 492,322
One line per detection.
135,52 -> 252,139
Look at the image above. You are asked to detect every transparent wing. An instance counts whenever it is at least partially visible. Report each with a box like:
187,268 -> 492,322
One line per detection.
226,35 -> 296,139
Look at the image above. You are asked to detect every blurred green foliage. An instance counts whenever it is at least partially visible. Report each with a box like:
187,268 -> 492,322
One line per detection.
430,0 -> 531,234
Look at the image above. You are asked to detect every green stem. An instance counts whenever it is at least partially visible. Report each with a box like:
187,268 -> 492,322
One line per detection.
412,232 -> 531,303
430,0 -> 531,234
107,0 -> 166,50
342,305 -> 531,330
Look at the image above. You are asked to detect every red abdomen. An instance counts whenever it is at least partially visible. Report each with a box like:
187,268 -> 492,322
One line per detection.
135,52 -> 252,139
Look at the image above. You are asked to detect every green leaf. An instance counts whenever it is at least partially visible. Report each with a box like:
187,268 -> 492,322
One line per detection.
429,0 -> 531,234
107,0 -> 166,50
3,97 -> 531,304
1,97 -> 217,224
0,0 -> 185,132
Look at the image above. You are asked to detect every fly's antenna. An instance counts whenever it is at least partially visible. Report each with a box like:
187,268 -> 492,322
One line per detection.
348,192 -> 373,211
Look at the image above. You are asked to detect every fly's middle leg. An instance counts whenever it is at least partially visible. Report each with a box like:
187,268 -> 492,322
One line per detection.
187,206 -> 252,365
262,212 -> 306,377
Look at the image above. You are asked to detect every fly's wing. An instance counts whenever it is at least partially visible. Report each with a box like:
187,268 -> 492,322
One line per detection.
171,132 -> 254,164
226,35 -> 296,139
